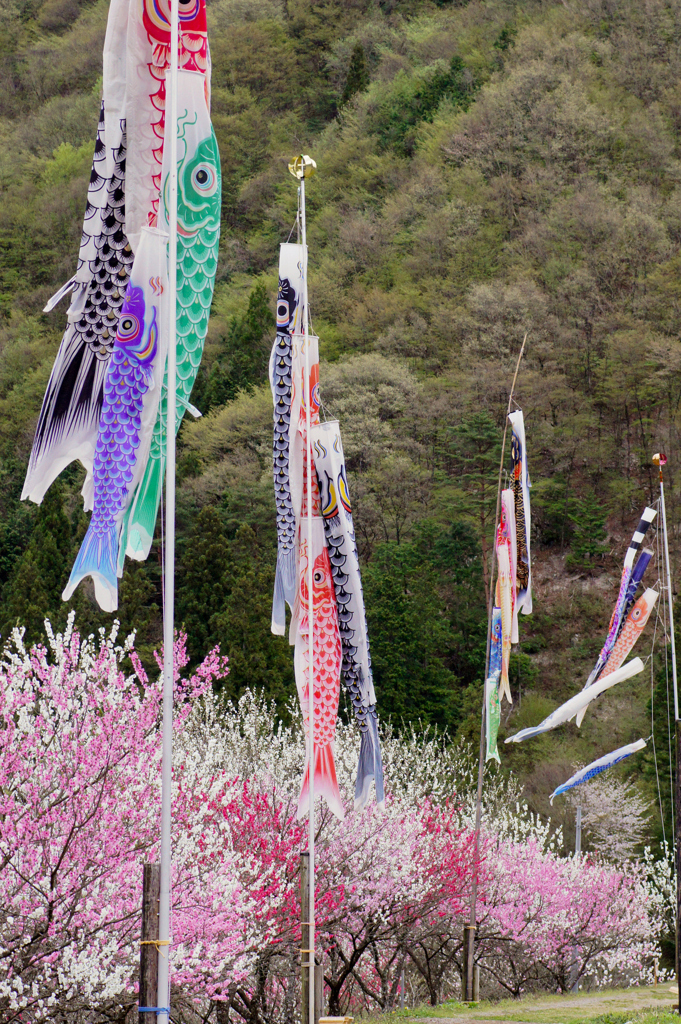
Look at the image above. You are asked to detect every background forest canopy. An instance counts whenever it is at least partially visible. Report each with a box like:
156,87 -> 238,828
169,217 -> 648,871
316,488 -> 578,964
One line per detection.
1,0 -> 681,854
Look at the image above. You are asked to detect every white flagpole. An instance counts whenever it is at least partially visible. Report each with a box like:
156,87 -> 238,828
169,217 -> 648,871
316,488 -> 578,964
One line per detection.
656,455 -> 679,719
300,166 -> 315,1024
156,0 -> 179,1016
654,453 -> 680,1000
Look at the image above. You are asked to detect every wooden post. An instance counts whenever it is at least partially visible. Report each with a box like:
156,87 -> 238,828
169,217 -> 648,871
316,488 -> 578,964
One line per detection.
315,949 -> 323,1021
301,852 -> 310,1024
139,862 -> 160,1024
301,851 -> 321,1024
462,924 -> 475,1001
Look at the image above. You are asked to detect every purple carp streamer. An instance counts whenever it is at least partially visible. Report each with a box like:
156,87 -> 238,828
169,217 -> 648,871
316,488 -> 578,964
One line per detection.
63,228 -> 167,611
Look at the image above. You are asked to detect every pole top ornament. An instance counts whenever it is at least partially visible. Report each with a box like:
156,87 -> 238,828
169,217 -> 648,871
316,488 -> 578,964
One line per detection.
653,453 -> 668,466
288,154 -> 317,180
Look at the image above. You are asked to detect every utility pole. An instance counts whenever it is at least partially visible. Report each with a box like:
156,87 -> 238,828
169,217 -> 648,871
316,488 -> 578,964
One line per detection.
300,852 -> 322,1024
139,863 -> 160,1023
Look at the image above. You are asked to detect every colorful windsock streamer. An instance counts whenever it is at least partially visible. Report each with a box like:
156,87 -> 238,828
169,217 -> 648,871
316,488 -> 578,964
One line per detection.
549,739 -> 647,804
124,70 -> 221,562
23,0 -> 220,611
505,658 -> 644,744
63,228 -> 168,611
311,420 -> 385,810
269,245 -> 384,814
485,669 -> 501,763
509,409 -> 532,615
269,244 -> 305,636
496,489 -> 515,704
583,508 -> 657,690
575,587 -> 658,727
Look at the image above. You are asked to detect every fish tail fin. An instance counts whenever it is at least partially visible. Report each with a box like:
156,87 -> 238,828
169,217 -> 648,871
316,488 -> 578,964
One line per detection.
271,559 -> 286,636
354,714 -> 385,811
297,741 -> 344,821
125,455 -> 164,562
62,523 -> 118,612
272,548 -> 297,635
499,664 -> 513,704
575,704 -> 588,728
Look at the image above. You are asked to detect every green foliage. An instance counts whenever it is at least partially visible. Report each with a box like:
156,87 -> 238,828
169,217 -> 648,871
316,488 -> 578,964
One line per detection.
566,493 -> 609,570
211,524 -> 294,709
363,521 -> 486,732
341,43 -> 370,104
200,282 -> 272,411
368,56 -> 476,155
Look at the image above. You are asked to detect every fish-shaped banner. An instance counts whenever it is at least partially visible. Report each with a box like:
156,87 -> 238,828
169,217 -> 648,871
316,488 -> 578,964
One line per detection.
496,490 -> 515,704
485,669 -> 501,763
502,487 -> 519,644
311,420 -> 385,810
549,739 -> 647,804
505,657 -> 644,744
125,0 -> 209,253
583,508 -> 657,689
22,0 -> 135,506
617,548 -> 653,637
489,606 -> 502,679
269,243 -> 305,636
294,518 -> 344,821
575,587 -> 658,727
508,410 -> 531,615
124,69 -> 221,562
62,227 -> 168,611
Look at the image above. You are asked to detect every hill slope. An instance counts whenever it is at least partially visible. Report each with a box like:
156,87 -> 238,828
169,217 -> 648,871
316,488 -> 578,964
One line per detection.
1,0 -> 680,853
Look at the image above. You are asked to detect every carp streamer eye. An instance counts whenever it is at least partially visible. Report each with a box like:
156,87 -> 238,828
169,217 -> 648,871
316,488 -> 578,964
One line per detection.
192,164 -> 218,196
118,315 -> 140,341
178,0 -> 200,19
277,301 -> 290,326
313,569 -> 324,585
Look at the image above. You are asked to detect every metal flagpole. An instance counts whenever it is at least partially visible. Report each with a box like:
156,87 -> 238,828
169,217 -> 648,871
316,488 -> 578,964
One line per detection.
302,168 -> 315,1024
654,453 -> 680,998
290,152 -> 317,1024
156,0 -> 179,1017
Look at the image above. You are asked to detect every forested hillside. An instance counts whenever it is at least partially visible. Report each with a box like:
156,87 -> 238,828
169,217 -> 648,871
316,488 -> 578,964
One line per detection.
2,0 -> 681,852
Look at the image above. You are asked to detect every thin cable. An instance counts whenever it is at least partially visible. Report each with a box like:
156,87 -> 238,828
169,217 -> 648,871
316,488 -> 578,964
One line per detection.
659,508 -> 675,839
648,539 -> 667,845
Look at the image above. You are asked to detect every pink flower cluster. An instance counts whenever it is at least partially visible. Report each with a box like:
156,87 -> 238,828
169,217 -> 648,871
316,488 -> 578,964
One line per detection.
0,619 -> 661,1022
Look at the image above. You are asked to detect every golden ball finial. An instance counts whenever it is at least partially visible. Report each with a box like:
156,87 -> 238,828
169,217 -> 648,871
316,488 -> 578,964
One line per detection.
288,154 -> 317,180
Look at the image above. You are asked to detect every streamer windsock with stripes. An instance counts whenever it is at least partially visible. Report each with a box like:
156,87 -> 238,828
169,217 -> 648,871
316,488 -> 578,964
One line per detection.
505,657 -> 644,744
582,507 -> 657,690
549,739 -> 647,803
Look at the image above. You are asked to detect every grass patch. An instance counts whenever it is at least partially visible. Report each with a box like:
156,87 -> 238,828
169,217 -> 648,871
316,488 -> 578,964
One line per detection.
395,986 -> 677,1024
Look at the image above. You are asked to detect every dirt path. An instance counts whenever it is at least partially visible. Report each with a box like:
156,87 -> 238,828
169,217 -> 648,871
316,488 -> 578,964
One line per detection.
403,984 -> 675,1023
